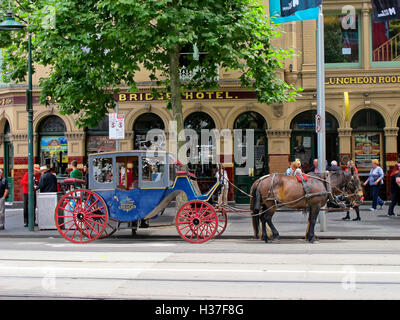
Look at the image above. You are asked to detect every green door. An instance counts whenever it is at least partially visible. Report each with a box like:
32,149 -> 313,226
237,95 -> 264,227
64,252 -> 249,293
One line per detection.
4,140 -> 13,202
234,130 -> 268,204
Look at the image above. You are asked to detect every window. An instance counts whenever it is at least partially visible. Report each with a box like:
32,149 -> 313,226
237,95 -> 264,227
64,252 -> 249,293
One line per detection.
116,156 -> 139,190
92,158 -> 114,184
324,13 -> 360,66
86,116 -> 116,154
133,113 -> 165,150
141,156 -> 166,186
371,19 -> 400,64
179,44 -> 219,82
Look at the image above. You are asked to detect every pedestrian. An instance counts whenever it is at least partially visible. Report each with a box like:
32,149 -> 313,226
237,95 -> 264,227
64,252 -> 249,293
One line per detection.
388,163 -> 400,216
328,160 -> 341,172
311,159 -> 318,173
216,164 -> 229,207
342,161 -> 361,221
0,169 -> 9,230
83,163 -> 89,189
70,160 -> 83,179
21,164 -> 41,227
38,165 -> 58,193
363,159 -> 385,211
70,160 -> 83,189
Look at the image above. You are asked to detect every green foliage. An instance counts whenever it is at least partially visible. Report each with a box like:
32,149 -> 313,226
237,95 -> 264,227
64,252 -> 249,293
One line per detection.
0,0 -> 299,127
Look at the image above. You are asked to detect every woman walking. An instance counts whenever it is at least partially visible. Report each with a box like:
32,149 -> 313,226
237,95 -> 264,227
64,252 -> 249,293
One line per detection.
388,163 -> 400,216
363,159 -> 385,211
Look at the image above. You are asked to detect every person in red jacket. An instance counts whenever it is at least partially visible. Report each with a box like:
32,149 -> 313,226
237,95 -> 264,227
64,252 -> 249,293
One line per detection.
21,164 -> 41,227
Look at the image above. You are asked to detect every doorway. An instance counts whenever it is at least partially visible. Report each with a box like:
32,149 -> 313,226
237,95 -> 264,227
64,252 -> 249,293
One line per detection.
233,112 -> 268,204
290,110 -> 339,172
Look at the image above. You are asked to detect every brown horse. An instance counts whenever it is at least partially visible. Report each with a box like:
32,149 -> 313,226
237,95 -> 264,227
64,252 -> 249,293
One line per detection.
250,168 -> 363,243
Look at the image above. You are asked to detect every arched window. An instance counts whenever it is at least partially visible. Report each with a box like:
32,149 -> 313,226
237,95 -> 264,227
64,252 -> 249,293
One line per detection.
184,112 -> 215,131
86,116 -> 116,154
351,109 -> 385,173
291,110 -> 339,132
38,115 -> 66,135
351,108 -> 385,131
134,113 -> 165,150
38,116 -> 67,175
234,111 -> 267,130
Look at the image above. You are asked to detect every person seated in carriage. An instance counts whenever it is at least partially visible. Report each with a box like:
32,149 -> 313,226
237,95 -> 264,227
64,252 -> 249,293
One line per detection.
286,159 -> 302,176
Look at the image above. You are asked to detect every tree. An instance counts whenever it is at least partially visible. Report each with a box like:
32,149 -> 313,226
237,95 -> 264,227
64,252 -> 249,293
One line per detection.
0,0 -> 298,139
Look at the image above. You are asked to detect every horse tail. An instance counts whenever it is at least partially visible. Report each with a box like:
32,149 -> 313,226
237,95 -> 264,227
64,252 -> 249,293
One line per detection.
250,179 -> 261,239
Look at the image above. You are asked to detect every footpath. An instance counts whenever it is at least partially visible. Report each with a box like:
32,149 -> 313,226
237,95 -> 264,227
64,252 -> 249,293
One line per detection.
1,202 -> 400,240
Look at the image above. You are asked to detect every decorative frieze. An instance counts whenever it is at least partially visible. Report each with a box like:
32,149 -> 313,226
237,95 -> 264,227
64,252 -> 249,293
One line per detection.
266,129 -> 291,138
11,133 -> 28,141
64,132 -> 86,140
384,127 -> 399,137
338,128 -> 353,137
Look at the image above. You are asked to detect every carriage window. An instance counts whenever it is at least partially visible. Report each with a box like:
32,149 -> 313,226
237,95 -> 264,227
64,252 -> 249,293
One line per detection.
142,157 -> 165,183
92,158 -> 113,184
116,156 -> 139,190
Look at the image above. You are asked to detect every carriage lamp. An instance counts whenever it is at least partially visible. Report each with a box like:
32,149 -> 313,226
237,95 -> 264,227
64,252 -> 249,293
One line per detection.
0,8 -> 35,231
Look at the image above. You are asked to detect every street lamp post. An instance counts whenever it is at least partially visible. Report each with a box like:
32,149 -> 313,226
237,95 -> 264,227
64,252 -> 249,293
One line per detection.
0,9 -> 35,231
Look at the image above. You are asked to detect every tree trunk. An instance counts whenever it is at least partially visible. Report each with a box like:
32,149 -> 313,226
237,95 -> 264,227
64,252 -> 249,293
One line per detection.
169,42 -> 187,212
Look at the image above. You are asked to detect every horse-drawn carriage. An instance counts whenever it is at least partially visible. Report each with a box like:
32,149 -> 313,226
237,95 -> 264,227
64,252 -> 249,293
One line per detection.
55,150 -> 363,244
54,151 -> 227,244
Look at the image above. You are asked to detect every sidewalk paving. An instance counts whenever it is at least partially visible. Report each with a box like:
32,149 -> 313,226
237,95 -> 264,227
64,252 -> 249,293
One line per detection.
1,203 -> 400,240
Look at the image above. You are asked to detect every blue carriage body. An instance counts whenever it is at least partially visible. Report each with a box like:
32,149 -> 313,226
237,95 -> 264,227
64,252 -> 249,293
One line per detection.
88,151 -> 220,222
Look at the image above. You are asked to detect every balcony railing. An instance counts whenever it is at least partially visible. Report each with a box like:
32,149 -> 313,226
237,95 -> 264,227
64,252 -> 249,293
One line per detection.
373,33 -> 400,62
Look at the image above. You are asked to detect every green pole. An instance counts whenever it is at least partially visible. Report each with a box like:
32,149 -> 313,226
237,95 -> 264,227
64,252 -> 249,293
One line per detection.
27,33 -> 34,231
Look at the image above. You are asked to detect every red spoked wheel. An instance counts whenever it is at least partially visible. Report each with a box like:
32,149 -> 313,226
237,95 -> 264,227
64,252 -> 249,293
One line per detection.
176,200 -> 218,243
214,207 -> 228,238
55,190 -> 108,243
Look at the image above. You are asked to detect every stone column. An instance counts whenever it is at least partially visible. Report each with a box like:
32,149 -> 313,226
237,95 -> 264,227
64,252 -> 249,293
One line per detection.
384,127 -> 399,169
119,130 -> 134,151
266,129 -> 291,173
361,3 -> 371,70
338,128 -> 353,165
65,131 -> 86,169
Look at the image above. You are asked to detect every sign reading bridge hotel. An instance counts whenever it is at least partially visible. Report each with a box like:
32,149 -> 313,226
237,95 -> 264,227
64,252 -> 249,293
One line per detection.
117,91 -> 257,102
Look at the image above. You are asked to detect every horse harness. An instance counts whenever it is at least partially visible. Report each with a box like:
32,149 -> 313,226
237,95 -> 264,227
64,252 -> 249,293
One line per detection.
255,172 -> 335,214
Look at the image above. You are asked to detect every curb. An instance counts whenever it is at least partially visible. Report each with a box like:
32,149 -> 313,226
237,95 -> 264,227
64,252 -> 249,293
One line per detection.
0,233 -> 399,241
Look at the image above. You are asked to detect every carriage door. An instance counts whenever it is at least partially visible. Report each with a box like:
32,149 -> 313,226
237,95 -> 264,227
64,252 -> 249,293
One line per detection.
234,112 -> 268,204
